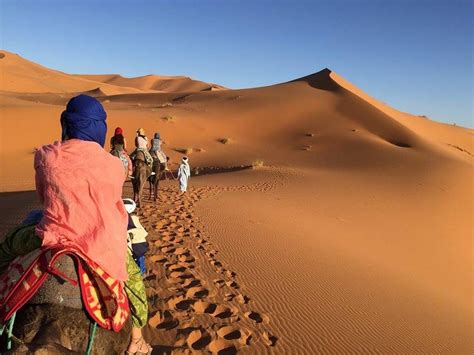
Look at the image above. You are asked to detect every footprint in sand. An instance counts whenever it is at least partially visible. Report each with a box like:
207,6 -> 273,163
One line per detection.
196,237 -> 207,244
185,286 -> 209,299
148,254 -> 167,263
208,339 -> 237,354
182,278 -> 201,288
216,325 -> 253,347
161,246 -> 176,254
152,221 -> 165,230
186,329 -> 212,350
193,301 -> 216,314
224,292 -> 235,301
148,310 -> 179,330
225,280 -> 239,289
145,286 -> 159,300
223,270 -> 236,279
210,259 -> 223,268
213,279 -> 226,288
160,230 -> 171,237
143,274 -> 156,282
162,235 -> 175,242
174,247 -> 190,256
216,267 -> 237,279
177,261 -> 195,269
168,263 -> 187,273
153,239 -> 165,247
168,270 -> 194,280
211,304 -> 238,319
244,311 -> 269,324
166,270 -> 194,285
172,237 -> 184,245
262,330 -> 278,346
168,295 -> 195,311
235,294 -> 250,304
206,250 -> 218,258
178,255 -> 195,263
173,336 -> 187,348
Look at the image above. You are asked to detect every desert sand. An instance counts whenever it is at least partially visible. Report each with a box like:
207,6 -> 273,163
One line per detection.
0,50 -> 472,353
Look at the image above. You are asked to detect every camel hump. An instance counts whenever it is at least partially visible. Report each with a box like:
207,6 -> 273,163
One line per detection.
29,255 -> 83,309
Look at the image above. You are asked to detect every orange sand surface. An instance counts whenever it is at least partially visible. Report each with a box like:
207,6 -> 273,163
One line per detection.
0,50 -> 472,353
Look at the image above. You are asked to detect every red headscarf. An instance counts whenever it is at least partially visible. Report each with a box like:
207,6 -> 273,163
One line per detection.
114,127 -> 123,135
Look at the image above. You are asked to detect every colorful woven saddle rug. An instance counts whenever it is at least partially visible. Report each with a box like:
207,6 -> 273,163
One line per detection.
0,246 -> 129,332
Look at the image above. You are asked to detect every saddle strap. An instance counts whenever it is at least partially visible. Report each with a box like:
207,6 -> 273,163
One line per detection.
1,248 -> 130,332
47,264 -> 78,287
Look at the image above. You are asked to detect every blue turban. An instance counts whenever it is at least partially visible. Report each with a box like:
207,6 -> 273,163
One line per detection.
61,94 -> 107,147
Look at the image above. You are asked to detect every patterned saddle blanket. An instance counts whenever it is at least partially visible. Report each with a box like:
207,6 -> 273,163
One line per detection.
0,246 -> 130,332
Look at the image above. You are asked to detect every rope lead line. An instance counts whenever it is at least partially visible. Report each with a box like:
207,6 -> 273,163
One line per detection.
85,321 -> 98,355
6,312 -> 16,351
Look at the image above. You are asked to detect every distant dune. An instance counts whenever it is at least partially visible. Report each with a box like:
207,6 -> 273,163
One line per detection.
0,50 -> 225,95
76,73 -> 227,92
0,49 -> 472,353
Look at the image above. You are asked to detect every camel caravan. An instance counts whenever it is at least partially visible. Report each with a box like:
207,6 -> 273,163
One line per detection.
0,95 -> 189,354
111,127 -> 169,207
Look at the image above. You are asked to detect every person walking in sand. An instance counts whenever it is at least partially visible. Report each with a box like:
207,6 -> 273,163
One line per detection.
0,95 -> 152,354
177,156 -> 191,193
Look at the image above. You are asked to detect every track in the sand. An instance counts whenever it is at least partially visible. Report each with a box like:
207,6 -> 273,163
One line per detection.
136,183 -> 278,354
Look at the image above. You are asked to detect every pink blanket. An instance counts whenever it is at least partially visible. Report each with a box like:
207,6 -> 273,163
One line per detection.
34,139 -> 128,281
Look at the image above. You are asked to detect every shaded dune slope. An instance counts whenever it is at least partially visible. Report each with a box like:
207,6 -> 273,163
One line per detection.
291,69 -> 428,150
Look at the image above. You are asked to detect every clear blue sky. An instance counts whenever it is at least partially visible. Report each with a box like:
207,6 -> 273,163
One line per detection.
1,0 -> 472,127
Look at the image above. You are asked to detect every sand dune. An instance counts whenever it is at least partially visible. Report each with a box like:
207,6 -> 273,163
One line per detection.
0,50 -> 225,95
0,50 -> 95,93
0,51 -> 472,353
0,50 -> 139,94
77,73 -> 227,92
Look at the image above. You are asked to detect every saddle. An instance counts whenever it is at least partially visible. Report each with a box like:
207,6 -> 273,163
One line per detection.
131,148 -> 153,168
111,148 -> 131,176
0,246 -> 130,332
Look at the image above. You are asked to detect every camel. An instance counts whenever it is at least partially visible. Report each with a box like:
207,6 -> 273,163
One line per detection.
2,254 -> 131,354
132,150 -> 151,208
149,159 -> 163,202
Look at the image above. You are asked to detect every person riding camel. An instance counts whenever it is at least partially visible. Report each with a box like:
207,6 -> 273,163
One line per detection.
110,127 -> 128,151
110,128 -> 132,178
149,132 -> 168,171
131,128 -> 153,168
135,128 -> 148,150
0,95 -> 152,354
149,132 -> 161,155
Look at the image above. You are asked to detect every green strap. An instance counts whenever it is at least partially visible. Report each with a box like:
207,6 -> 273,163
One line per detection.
2,309 -> 97,353
0,312 -> 17,351
85,321 -> 97,355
